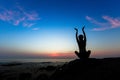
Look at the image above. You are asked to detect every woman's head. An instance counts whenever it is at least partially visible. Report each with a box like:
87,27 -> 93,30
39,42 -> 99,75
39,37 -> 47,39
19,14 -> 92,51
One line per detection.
79,35 -> 83,40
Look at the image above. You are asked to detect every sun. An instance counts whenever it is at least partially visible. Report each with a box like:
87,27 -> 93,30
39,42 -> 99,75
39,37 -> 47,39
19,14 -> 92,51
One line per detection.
50,52 -> 60,57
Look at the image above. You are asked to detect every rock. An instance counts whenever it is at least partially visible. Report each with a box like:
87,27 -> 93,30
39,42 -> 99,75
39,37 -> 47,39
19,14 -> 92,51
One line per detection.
50,58 -> 120,80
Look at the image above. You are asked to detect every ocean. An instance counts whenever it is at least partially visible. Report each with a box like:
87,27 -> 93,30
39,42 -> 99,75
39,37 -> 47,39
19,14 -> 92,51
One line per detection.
0,58 -> 74,63
0,58 -> 74,67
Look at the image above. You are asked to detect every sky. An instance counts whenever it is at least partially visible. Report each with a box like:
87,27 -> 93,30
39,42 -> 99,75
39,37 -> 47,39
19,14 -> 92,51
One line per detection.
0,0 -> 120,59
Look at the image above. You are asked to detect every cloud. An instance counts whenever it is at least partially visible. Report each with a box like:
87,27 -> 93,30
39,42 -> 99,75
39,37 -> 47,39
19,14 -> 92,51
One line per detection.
102,16 -> 120,28
23,23 -> 35,28
17,6 -> 40,21
32,28 -> 39,31
86,16 -> 120,31
0,6 -> 40,27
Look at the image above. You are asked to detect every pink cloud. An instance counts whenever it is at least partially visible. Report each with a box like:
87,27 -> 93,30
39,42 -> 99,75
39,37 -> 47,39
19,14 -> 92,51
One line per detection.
86,16 -> 92,21
86,16 -> 120,31
32,28 -> 39,31
23,23 -> 35,27
86,16 -> 107,26
0,10 -> 13,21
17,6 -> 40,21
102,16 -> 120,28
14,20 -> 20,25
14,17 -> 25,25
26,12 -> 40,20
92,27 -> 108,31
0,6 -> 40,27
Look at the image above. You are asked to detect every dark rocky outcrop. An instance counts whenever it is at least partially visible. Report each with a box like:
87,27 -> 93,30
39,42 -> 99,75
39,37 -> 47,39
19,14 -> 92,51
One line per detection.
50,58 -> 120,80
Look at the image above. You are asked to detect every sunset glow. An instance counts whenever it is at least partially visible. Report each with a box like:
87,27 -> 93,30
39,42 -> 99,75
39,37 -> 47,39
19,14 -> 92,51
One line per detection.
0,0 -> 120,59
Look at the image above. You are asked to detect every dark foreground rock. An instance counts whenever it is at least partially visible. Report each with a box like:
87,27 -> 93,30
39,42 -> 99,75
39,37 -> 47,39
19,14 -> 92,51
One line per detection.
50,58 -> 120,80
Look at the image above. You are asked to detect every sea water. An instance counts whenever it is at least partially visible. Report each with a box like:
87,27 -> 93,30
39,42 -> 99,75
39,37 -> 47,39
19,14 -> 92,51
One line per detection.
0,58 -> 74,63
0,58 -> 74,68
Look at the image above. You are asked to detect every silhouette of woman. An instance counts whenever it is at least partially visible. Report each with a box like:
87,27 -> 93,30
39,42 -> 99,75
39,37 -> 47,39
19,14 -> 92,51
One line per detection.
74,26 -> 91,59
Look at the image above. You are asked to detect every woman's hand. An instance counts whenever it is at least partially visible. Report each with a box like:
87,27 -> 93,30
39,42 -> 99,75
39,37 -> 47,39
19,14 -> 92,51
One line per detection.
82,26 -> 85,31
74,28 -> 78,32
